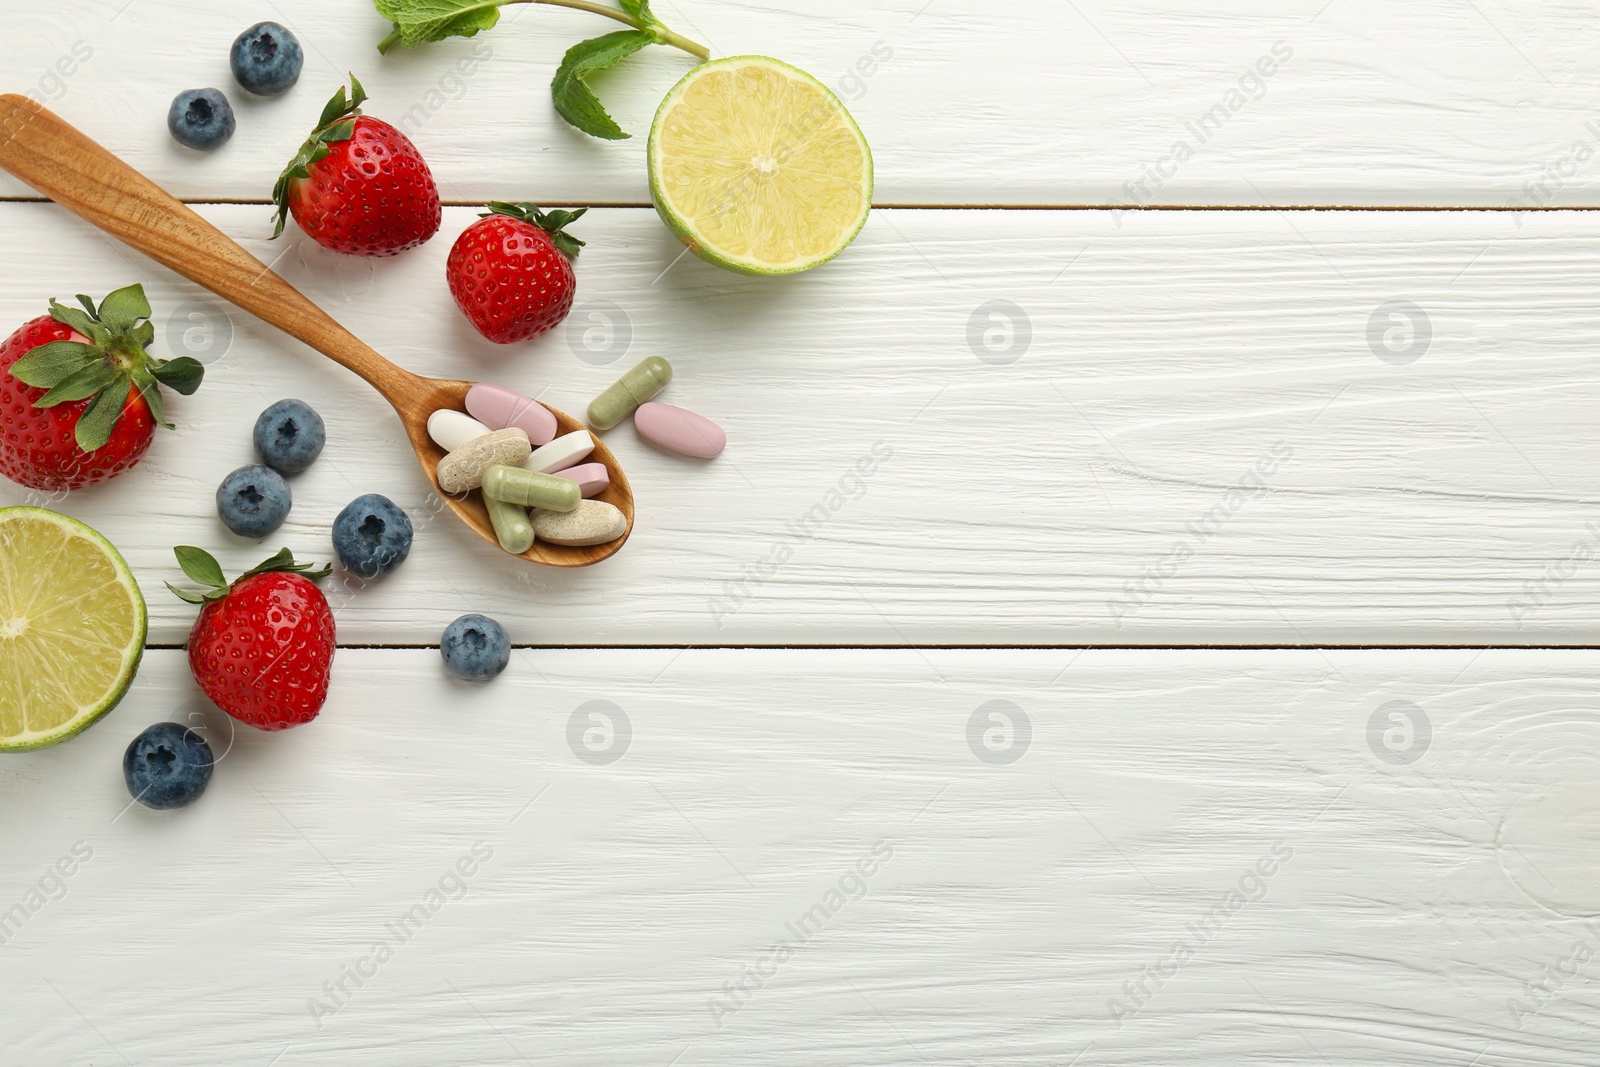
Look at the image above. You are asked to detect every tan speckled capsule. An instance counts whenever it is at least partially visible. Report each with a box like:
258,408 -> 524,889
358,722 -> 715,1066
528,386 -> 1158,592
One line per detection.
587,356 -> 671,431
436,427 -> 530,494
531,500 -> 627,546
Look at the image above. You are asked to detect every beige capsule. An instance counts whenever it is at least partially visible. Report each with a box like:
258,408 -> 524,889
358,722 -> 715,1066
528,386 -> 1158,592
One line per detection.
530,500 -> 627,546
436,427 -> 530,494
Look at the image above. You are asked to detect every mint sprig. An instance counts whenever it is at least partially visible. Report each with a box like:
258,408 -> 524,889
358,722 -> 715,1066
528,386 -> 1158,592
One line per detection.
371,0 -> 709,140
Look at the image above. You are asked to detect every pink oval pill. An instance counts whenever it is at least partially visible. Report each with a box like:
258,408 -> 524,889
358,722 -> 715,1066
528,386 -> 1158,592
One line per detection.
549,462 -> 609,498
466,383 -> 558,446
634,402 -> 725,459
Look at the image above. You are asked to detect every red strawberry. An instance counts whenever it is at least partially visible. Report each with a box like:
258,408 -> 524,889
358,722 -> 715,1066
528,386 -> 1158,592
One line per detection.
0,285 -> 204,491
168,547 -> 336,731
272,75 -> 441,256
446,202 -> 586,343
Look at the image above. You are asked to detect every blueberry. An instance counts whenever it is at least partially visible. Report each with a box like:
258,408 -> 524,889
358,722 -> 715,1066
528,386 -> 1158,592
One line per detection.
441,614 -> 511,682
253,398 -> 325,474
230,21 -> 303,97
167,88 -> 236,151
124,723 -> 214,810
333,493 -> 413,579
216,463 -> 291,537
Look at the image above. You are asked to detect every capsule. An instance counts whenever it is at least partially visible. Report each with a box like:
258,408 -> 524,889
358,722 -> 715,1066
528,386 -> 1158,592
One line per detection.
587,356 -> 672,431
482,464 -> 580,512
485,495 -> 535,554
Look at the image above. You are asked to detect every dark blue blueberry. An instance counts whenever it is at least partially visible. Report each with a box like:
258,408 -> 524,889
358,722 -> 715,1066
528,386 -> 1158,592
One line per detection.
333,493 -> 413,579
124,723 -> 214,810
167,88 -> 236,151
441,614 -> 510,682
230,21 -> 303,97
216,463 -> 291,537
253,398 -> 326,474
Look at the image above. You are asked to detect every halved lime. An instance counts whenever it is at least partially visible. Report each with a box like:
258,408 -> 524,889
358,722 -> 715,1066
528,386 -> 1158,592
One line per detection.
648,56 -> 874,276
0,507 -> 145,750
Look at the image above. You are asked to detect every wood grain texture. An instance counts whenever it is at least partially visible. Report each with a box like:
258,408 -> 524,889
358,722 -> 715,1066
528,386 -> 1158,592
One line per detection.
3,1 -> 1600,207
1,203 -> 1596,645
4,648 -> 1597,1065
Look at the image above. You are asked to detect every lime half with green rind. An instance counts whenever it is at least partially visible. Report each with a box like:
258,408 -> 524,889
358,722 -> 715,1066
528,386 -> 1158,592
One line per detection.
648,56 -> 874,276
0,507 -> 145,750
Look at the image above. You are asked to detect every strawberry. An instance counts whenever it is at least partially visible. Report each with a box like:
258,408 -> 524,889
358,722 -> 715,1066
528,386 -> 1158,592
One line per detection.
168,546 -> 336,732
446,202 -> 586,344
0,285 -> 204,491
272,75 -> 441,256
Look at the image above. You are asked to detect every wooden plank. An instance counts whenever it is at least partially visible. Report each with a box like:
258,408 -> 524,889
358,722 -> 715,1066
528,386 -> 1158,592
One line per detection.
4,648 -> 1596,1065
3,1 -> 1599,207
2,203 -> 1599,646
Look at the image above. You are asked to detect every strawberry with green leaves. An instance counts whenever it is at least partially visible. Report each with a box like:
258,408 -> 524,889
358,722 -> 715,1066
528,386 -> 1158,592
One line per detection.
272,75 -> 441,256
168,547 -> 337,732
446,202 -> 585,343
0,284 -> 204,491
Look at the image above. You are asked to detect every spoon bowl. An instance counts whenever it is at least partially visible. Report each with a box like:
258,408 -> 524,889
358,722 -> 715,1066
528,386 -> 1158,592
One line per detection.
0,95 -> 631,566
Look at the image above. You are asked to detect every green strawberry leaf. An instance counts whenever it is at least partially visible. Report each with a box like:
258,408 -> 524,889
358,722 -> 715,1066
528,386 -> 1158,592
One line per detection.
374,0 -> 502,53
47,301 -> 109,345
74,294 -> 99,318
174,545 -> 227,588
74,375 -> 131,452
239,547 -> 334,582
484,201 -> 588,259
35,361 -> 119,408
164,582 -> 210,605
150,356 -> 205,395
129,365 -> 171,429
95,284 -> 152,332
551,30 -> 656,141
9,341 -> 99,388
274,77 -> 367,240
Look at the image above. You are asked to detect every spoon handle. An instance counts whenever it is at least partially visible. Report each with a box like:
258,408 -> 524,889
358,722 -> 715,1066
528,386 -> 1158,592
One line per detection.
0,96 -> 427,409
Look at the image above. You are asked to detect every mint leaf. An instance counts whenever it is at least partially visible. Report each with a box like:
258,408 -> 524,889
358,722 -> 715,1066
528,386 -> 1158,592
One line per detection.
618,0 -> 658,27
34,361 -> 119,408
150,356 -> 205,396
96,284 -> 151,331
374,0 -> 502,51
9,341 -> 99,388
551,30 -> 656,141
74,375 -> 130,452
174,546 -> 226,589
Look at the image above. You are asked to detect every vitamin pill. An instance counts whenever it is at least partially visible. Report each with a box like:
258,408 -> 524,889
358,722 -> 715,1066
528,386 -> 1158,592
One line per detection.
466,383 -> 558,446
634,402 -> 725,459
486,495 -> 534,555
548,462 -> 609,498
428,408 -> 493,453
531,500 -> 627,546
587,356 -> 672,431
436,427 -> 531,494
523,429 -> 595,474
482,464 -> 581,512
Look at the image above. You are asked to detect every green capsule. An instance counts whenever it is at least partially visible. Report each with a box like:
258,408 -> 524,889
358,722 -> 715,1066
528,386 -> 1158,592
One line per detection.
587,356 -> 672,431
481,464 -> 580,512
486,495 -> 534,554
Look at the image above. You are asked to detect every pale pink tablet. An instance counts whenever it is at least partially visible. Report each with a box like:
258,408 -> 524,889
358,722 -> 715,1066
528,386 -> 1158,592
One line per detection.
549,462 -> 609,498
634,402 -> 725,459
466,383 -> 558,446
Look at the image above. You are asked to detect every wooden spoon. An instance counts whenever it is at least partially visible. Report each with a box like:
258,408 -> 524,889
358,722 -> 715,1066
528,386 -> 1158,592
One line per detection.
0,96 -> 632,567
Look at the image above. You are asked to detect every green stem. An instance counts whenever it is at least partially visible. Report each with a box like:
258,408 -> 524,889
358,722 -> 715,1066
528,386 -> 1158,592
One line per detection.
379,0 -> 710,61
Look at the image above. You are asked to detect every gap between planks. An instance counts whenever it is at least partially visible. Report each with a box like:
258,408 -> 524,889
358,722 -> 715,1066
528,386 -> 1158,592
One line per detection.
143,642 -> 1600,651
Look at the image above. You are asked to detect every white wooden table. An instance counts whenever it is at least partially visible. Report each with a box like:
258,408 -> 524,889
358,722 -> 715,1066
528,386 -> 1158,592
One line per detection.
5,2 -> 1599,1063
